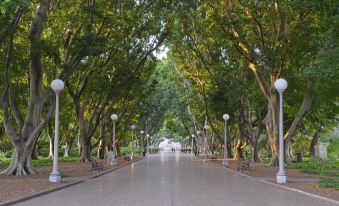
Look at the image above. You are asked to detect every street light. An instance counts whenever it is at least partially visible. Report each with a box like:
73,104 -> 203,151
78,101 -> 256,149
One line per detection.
191,134 -> 195,155
131,125 -> 136,159
203,124 -> 210,160
274,78 -> 288,184
110,114 -> 118,166
146,134 -> 150,154
140,130 -> 144,156
49,79 -> 64,183
222,114 -> 230,166
196,131 -> 201,154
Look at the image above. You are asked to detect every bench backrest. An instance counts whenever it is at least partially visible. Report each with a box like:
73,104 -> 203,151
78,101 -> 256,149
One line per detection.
92,160 -> 98,167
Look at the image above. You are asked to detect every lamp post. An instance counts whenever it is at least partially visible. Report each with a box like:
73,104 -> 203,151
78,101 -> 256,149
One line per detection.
222,114 -> 230,166
110,114 -> 118,166
49,79 -> 64,183
203,124 -> 210,160
140,130 -> 145,156
191,134 -> 194,155
196,131 -> 201,154
274,78 -> 288,184
131,125 -> 136,159
146,134 -> 150,154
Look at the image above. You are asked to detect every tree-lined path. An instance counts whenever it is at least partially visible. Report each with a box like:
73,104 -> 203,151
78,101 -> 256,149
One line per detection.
13,152 -> 335,206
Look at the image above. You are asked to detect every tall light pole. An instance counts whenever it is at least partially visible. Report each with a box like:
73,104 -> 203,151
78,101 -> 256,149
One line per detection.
131,125 -> 136,159
110,114 -> 118,166
222,114 -> 230,166
140,130 -> 145,156
274,78 -> 288,184
203,124 -> 210,160
146,134 -> 150,154
49,79 -> 64,183
196,131 -> 201,154
191,134 -> 195,155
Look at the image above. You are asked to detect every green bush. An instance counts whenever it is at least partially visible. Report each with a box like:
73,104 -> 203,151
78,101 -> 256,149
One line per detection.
319,179 -> 339,190
290,158 -> 339,177
4,150 -> 12,158
120,146 -> 141,155
292,136 -> 311,156
32,157 -> 78,167
328,138 -> 339,159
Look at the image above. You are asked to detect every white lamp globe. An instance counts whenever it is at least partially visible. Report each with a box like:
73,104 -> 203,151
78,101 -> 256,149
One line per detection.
274,78 -> 288,92
146,134 -> 150,137
111,114 -> 118,121
191,134 -> 195,137
131,125 -> 136,130
51,79 -> 64,93
140,130 -> 144,134
223,114 -> 230,121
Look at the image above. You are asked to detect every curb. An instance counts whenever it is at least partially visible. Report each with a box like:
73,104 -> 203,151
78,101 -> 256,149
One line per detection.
0,157 -> 144,206
205,160 -> 339,206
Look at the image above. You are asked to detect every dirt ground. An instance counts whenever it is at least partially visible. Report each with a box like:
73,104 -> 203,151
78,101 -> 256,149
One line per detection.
208,158 -> 339,201
0,157 -> 139,203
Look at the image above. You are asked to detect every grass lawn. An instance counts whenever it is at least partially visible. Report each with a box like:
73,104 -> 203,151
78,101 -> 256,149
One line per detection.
0,157 -> 79,170
319,179 -> 339,190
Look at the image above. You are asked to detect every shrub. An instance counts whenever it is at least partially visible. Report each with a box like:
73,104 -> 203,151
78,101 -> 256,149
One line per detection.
328,139 -> 339,159
4,150 -> 12,158
319,179 -> 339,190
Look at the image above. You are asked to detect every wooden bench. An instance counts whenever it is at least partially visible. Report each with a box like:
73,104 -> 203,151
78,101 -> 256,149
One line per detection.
237,160 -> 251,172
210,155 -> 218,161
91,160 -> 103,172
122,153 -> 130,161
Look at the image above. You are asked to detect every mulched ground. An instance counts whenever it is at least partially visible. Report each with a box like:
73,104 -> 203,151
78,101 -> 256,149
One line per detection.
0,157 -> 140,203
208,158 -> 339,201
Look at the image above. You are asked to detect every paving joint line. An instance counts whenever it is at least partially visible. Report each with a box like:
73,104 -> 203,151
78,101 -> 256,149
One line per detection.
0,157 -> 144,206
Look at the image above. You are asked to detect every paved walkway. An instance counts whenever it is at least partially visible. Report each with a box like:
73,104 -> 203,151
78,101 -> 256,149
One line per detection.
14,152 -> 337,206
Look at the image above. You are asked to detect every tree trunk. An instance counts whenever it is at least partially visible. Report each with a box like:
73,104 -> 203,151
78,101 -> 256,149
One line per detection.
0,0 -> 51,175
310,130 -> 319,157
226,141 -> 233,158
265,96 -> 280,166
116,141 -> 121,156
1,141 -> 36,175
79,137 -> 91,162
65,136 -> 74,157
234,131 -> 246,160
48,120 -> 54,157
251,144 -> 260,162
98,139 -> 106,159
78,116 -> 91,162
98,112 -> 107,159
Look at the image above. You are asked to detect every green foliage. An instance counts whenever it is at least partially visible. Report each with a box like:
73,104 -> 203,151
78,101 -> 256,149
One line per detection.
328,138 -> 339,159
290,158 -> 339,177
31,157 -> 78,167
319,179 -> 339,190
292,135 -> 311,156
0,0 -> 338,172
0,156 -> 78,170
4,150 -> 12,158
120,147 -> 141,155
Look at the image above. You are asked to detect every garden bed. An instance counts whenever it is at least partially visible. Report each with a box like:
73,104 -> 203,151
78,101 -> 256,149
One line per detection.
0,156 -> 139,203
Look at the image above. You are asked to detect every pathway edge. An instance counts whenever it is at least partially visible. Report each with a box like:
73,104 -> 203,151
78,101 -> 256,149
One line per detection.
0,157 -> 144,206
205,160 -> 339,206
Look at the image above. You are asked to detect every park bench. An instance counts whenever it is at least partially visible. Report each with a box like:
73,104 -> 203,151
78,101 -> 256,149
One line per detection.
122,153 -> 130,161
237,160 -> 251,172
91,160 -> 103,172
210,154 -> 218,161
